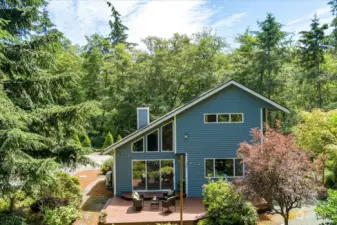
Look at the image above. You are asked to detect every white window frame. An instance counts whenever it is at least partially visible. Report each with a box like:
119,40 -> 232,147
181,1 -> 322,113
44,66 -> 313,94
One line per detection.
204,113 -> 244,124
131,137 -> 144,153
161,121 -> 174,152
131,159 -> 175,192
204,158 -> 244,178
146,129 -> 160,152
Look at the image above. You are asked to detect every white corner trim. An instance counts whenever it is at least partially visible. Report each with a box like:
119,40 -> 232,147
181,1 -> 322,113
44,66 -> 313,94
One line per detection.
185,153 -> 188,197
113,149 -> 116,196
260,108 -> 263,143
103,80 -> 289,154
174,116 -> 177,154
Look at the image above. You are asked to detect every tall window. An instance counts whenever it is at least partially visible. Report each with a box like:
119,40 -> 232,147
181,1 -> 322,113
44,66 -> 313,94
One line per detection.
205,158 -> 244,178
132,160 -> 174,191
147,130 -> 159,152
162,122 -> 173,152
132,161 -> 146,190
132,138 -> 144,152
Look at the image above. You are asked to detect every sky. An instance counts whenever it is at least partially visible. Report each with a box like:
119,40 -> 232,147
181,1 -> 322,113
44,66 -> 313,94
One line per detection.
47,0 -> 334,49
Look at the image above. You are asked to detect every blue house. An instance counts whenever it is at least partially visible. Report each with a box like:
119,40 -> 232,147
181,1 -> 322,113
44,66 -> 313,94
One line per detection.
103,80 -> 289,197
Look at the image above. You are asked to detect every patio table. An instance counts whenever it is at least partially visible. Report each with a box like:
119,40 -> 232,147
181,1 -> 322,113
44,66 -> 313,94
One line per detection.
150,196 -> 160,209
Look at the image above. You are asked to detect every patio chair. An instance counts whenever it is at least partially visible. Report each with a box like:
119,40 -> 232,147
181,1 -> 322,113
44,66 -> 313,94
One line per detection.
161,196 -> 176,211
163,189 -> 175,200
132,192 -> 144,211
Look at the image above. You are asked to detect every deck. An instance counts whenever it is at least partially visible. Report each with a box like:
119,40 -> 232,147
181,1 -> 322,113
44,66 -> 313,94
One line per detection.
102,197 -> 206,225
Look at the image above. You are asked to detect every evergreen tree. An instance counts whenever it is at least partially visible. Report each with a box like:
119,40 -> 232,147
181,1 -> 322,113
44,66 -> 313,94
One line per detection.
102,132 -> 114,149
82,135 -> 92,148
107,2 -> 129,46
255,13 -> 286,97
117,135 -> 122,142
299,15 -> 328,108
329,0 -> 337,52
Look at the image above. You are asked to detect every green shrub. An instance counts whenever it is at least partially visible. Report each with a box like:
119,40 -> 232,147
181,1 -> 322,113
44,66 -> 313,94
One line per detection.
32,171 -> 82,212
316,189 -> 337,224
0,198 -> 9,212
82,135 -> 92,148
202,179 -> 257,225
102,132 -> 114,150
197,218 -> 212,225
101,157 -> 113,175
43,206 -> 78,225
0,213 -> 27,225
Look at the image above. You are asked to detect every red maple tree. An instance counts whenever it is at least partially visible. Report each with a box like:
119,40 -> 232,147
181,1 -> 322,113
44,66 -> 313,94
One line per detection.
237,121 -> 318,225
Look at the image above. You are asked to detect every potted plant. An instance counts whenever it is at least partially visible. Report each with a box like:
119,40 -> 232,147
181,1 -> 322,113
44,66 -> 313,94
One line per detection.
98,211 -> 108,224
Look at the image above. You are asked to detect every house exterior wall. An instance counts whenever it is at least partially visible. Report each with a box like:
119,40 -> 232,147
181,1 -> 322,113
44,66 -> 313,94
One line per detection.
115,121 -> 184,195
176,85 -> 271,196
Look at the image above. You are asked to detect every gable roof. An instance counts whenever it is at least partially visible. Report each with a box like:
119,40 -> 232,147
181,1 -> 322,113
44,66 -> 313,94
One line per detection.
103,80 -> 289,154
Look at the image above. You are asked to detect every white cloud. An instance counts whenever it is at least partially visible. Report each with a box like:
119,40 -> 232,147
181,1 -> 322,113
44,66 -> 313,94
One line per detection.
213,13 -> 247,28
286,6 -> 332,31
47,0 -> 214,46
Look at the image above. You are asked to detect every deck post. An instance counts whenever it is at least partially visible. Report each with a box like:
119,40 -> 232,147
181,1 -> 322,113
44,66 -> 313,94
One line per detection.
180,155 -> 184,225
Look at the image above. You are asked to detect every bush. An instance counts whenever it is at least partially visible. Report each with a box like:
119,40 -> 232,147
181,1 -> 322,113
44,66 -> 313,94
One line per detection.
43,206 -> 78,225
0,213 -> 27,225
31,171 -> 82,212
316,189 -> 337,224
102,132 -> 114,150
0,198 -> 9,212
197,218 -> 212,225
202,179 -> 257,225
101,157 -> 113,175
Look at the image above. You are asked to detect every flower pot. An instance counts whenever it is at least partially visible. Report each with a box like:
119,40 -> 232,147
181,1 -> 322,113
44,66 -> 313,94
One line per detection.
98,216 -> 107,224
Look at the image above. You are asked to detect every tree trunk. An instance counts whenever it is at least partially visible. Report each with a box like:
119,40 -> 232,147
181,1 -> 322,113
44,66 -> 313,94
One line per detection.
322,145 -> 326,186
9,196 -> 15,213
317,82 -> 323,109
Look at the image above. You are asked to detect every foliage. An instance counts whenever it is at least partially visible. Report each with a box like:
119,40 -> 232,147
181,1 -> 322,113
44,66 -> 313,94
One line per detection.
202,179 -> 257,225
101,157 -> 114,175
43,205 -> 78,225
102,132 -> 114,150
316,189 -> 337,224
38,171 -> 82,210
299,15 -> 329,108
0,214 -> 27,225
237,122 -> 317,225
82,135 -> 92,148
294,109 -> 337,186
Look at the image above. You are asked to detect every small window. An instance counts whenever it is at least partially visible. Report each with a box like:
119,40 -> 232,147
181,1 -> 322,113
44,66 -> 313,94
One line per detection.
147,130 -> 159,152
205,159 -> 214,177
132,138 -> 144,152
205,114 -> 217,123
218,114 -> 230,123
231,114 -> 243,122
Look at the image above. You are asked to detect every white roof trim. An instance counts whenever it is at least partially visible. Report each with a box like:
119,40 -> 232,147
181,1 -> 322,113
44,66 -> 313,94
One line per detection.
103,80 -> 289,154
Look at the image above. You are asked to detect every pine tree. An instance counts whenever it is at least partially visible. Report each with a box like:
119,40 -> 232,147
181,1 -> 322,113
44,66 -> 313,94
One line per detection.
299,15 -> 328,108
117,135 -> 122,142
255,13 -> 286,97
107,2 -> 129,46
102,132 -> 114,149
329,0 -> 337,52
82,135 -> 92,148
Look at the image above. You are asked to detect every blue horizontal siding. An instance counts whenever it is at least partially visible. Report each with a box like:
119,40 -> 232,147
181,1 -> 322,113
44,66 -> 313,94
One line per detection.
115,121 -> 184,195
176,85 -> 271,196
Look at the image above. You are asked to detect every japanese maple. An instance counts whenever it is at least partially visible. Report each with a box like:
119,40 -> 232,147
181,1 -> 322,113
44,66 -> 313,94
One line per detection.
237,121 -> 318,225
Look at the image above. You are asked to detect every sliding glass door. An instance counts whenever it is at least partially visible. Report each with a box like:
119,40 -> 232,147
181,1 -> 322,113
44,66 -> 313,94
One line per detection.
132,159 -> 174,191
